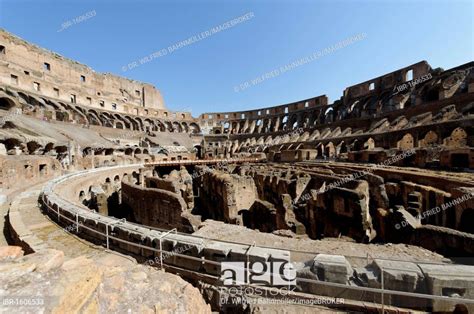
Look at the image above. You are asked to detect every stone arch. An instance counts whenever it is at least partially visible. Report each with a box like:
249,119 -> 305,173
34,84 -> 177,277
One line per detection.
26,141 -> 42,154
134,117 -> 145,131
397,133 -> 414,150
144,118 -> 156,132
281,115 -> 288,130
165,121 -> 173,132
231,121 -> 239,134
301,112 -> 310,128
189,122 -> 201,134
115,121 -> 125,129
79,190 -> 85,201
309,110 -> 320,126
325,142 -> 336,158
223,121 -> 230,133
364,137 -> 375,150
323,107 -> 334,124
44,142 -> 55,154
262,118 -> 271,133
122,115 -> 139,130
154,120 -> 166,132
288,114 -> 298,130
337,141 -> 348,154
443,127 -> 467,147
419,130 -> 439,147
87,113 -> 101,126
255,119 -> 263,133
316,143 -> 324,158
66,106 -> 87,124
352,139 -> 363,151
99,112 -> 114,127
181,122 -> 189,133
121,115 -> 136,130
88,110 -> 102,126
0,96 -> 17,110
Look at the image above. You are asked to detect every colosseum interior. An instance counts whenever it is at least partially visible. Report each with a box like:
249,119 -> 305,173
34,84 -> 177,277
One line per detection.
0,28 -> 473,313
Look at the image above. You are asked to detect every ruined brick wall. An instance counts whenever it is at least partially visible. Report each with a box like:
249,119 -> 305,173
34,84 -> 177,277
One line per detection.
241,200 -> 277,232
194,166 -> 257,223
0,29 -> 165,113
121,181 -> 195,232
0,155 -> 62,189
410,224 -> 474,257
146,167 -> 194,210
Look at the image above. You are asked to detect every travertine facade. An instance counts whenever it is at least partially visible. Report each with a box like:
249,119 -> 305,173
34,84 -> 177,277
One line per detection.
0,29 -> 165,114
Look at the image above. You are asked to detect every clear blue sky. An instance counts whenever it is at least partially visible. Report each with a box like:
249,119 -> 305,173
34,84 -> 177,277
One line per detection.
0,0 -> 472,116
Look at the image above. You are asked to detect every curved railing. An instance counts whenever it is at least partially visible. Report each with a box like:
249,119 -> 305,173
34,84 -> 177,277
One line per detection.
39,164 -> 474,312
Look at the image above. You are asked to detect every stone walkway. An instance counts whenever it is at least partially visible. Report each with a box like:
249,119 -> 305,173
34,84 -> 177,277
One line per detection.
1,182 -> 212,313
6,182 -> 131,261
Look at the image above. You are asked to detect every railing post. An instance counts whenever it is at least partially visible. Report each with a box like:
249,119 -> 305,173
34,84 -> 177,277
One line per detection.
245,242 -> 256,286
159,239 -> 163,270
157,228 -> 177,270
381,266 -> 385,313
106,218 -> 126,250
106,223 -> 109,249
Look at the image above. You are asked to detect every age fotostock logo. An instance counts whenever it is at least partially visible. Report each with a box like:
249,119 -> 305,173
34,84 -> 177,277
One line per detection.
221,261 -> 296,286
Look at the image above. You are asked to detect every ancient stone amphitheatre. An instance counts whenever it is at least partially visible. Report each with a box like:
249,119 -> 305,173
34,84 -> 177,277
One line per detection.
0,28 -> 473,313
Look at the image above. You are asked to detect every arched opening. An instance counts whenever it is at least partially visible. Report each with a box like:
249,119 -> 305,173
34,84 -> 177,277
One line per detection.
325,142 -> 335,158
0,97 -> 16,110
223,121 -> 230,133
338,141 -> 348,154
419,130 -> 438,147
172,122 -> 182,132
194,145 -> 202,158
26,141 -> 42,154
189,122 -> 200,134
364,138 -> 375,150
105,148 -> 114,156
444,127 -> 467,148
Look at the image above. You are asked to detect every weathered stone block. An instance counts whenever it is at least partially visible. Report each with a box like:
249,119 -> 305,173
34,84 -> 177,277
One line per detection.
311,254 -> 353,284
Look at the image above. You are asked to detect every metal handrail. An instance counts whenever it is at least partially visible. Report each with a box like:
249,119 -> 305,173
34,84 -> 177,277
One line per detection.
40,193 -> 474,306
44,165 -> 468,266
